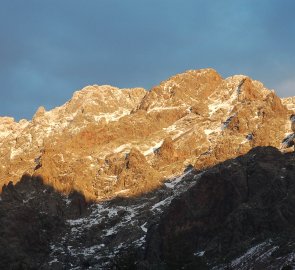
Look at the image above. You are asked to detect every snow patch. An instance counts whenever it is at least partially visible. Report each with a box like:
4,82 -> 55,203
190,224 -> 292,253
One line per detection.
229,240 -> 279,269
140,222 -> 147,233
194,251 -> 205,257
105,227 -> 117,236
93,110 -> 129,123
208,88 -> 238,117
0,130 -> 12,139
10,147 -> 24,159
113,144 -> 131,153
48,258 -> 58,265
114,189 -> 130,195
204,128 -> 220,136
64,196 -> 71,205
163,81 -> 180,92
143,141 -> 163,156
151,197 -> 173,211
164,168 -> 194,189
148,105 -> 186,113
163,124 -> 177,132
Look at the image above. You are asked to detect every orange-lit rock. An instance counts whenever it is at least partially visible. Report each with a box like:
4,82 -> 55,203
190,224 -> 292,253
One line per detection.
0,69 -> 294,200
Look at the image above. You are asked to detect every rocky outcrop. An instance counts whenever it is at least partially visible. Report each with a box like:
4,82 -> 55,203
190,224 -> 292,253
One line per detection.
1,69 -> 295,269
115,148 -> 161,194
1,148 -> 295,269
142,147 -> 295,269
282,96 -> 295,112
0,69 -> 294,201
0,174 -> 88,269
138,69 -> 222,112
0,163 -> 200,269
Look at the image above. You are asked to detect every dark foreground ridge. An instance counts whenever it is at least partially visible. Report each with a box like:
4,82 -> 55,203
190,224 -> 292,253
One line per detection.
0,175 -> 88,270
142,147 -> 295,270
0,147 -> 295,269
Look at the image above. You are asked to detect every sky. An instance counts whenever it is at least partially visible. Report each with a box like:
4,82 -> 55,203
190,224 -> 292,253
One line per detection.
0,0 -> 295,120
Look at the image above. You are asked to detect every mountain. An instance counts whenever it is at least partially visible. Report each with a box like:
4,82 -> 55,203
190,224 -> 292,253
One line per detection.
0,68 -> 294,269
1,148 -> 295,270
0,68 -> 294,200
143,146 -> 295,270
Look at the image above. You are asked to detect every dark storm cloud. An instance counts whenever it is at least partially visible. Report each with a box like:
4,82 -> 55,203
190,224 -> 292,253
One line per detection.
0,0 -> 294,120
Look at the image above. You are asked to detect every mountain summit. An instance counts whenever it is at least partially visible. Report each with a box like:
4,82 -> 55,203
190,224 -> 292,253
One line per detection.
0,68 -> 295,269
0,68 -> 294,201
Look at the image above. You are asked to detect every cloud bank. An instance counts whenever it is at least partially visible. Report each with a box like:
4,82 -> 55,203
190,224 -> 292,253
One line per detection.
0,0 -> 294,120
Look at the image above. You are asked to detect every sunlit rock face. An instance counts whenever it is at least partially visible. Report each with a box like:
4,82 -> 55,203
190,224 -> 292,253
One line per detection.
1,69 -> 295,270
0,68 -> 294,200
2,147 -> 295,270
282,96 -> 295,112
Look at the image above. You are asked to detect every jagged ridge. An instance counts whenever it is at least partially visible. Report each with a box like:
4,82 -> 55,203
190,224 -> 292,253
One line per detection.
1,68 -> 295,270
0,68 -> 294,201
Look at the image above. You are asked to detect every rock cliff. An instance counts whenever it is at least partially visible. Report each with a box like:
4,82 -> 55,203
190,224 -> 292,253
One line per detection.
0,68 -> 294,201
143,147 -> 295,269
1,148 -> 295,269
0,68 -> 295,269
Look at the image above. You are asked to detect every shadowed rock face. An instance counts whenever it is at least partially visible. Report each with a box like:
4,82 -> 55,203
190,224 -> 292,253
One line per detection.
0,167 -> 203,269
142,147 -> 295,270
291,114 -> 295,132
1,148 -> 295,269
0,175 -> 88,270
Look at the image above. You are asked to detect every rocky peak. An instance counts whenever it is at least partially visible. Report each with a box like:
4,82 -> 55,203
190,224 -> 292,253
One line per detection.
0,68 -> 294,201
125,148 -> 148,170
139,68 -> 222,112
154,137 -> 180,168
115,148 -> 161,194
67,85 -> 146,115
1,69 -> 295,269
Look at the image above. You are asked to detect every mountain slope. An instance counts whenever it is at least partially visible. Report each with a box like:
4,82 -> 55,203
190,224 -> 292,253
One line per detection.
0,68 -> 294,201
143,147 -> 295,269
1,147 -> 295,269
0,68 -> 295,269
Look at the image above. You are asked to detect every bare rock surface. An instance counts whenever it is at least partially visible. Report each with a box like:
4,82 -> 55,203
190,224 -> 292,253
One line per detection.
142,147 -> 295,270
0,69 -> 295,269
1,147 -> 295,270
0,68 -> 294,201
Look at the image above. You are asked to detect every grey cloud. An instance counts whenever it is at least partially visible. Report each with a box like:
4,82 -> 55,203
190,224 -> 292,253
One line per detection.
0,0 -> 294,120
